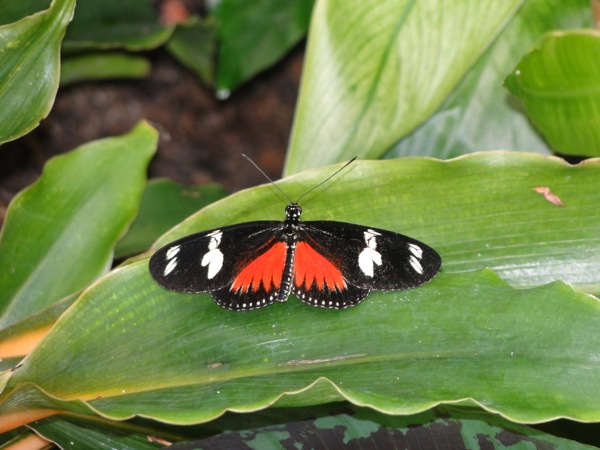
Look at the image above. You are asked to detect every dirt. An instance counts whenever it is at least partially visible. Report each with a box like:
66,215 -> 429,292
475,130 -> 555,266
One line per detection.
0,46 -> 304,225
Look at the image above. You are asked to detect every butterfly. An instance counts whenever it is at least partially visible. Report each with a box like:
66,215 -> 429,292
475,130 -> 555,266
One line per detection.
149,160 -> 441,311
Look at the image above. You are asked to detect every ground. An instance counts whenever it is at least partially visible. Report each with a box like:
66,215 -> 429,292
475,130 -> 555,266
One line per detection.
0,46 -> 304,226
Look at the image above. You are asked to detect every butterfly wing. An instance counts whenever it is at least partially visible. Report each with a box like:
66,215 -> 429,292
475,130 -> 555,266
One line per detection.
292,221 -> 441,308
149,221 -> 287,310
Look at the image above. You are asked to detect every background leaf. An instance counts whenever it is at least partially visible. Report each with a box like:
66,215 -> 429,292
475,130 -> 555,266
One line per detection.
60,52 -> 150,86
212,0 -> 315,95
62,0 -> 172,52
284,0 -> 522,174
390,0 -> 591,158
0,0 -> 75,144
0,122 -> 157,329
505,30 -> 600,157
114,180 -> 228,259
166,17 -> 218,87
165,405 -> 598,449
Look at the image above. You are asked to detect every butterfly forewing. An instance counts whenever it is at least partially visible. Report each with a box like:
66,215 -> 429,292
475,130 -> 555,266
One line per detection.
149,221 -> 283,295
295,221 -> 441,296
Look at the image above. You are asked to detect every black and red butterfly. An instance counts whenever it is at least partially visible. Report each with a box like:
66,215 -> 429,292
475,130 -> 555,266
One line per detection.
149,161 -> 441,311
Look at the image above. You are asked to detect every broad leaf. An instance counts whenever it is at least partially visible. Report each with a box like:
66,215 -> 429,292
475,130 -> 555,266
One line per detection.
0,122 -> 158,329
0,154 -> 599,428
0,0 -> 75,144
285,0 -> 522,174
505,30 -> 600,157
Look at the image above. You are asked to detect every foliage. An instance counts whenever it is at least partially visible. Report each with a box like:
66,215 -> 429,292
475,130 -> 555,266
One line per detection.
0,0 -> 599,447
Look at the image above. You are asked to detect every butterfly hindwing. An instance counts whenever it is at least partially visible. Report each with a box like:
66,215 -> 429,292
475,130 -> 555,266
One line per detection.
291,221 -> 441,308
149,221 -> 283,299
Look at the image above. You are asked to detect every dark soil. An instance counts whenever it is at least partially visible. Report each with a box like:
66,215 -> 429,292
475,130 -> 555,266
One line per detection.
0,46 -> 304,225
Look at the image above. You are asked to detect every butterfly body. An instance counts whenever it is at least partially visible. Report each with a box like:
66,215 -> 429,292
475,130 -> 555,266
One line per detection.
149,203 -> 441,311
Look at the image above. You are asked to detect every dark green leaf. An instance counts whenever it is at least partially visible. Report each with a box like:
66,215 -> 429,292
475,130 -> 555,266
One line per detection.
166,17 -> 217,86
176,405 -> 598,449
115,180 -> 227,259
213,0 -> 315,94
63,0 -> 172,52
0,0 -> 52,26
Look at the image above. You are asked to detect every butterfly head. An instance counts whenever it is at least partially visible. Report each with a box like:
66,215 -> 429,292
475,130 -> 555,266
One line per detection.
285,203 -> 302,224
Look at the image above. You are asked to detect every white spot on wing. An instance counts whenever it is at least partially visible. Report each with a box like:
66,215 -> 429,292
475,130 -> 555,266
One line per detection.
408,243 -> 423,259
358,229 -> 382,277
164,257 -> 178,276
166,245 -> 180,259
410,255 -> 424,274
201,230 -> 224,279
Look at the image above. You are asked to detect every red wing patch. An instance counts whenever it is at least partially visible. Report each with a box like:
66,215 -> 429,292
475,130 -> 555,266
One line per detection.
231,242 -> 286,294
294,241 -> 347,292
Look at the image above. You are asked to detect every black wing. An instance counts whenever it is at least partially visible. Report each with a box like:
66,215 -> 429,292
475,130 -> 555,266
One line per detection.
149,221 -> 281,296
293,221 -> 441,308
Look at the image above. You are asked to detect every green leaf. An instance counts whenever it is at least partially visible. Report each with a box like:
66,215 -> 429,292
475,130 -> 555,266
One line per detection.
62,0 -> 172,52
114,180 -> 228,259
1,154 -> 599,426
504,30 -> 600,157
2,268 -> 600,425
60,53 -> 150,86
285,0 -> 522,174
212,0 -> 315,95
390,0 -> 591,159
0,122 -> 158,329
0,0 -> 75,144
166,17 -> 217,86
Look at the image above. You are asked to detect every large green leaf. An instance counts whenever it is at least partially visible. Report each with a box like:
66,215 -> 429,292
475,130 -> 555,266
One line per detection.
0,122 -> 158,329
505,30 -> 600,157
390,0 -> 591,159
1,269 -> 599,425
0,0 -> 75,144
284,0 -> 523,174
0,154 -> 599,427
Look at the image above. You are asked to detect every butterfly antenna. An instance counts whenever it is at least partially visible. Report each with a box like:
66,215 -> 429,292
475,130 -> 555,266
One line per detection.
242,154 -> 293,204
295,157 -> 357,204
